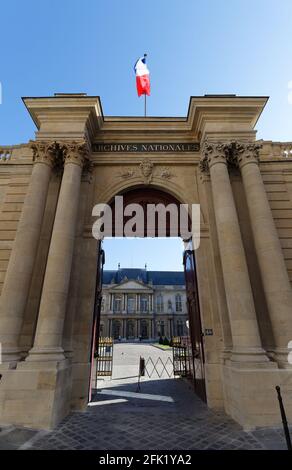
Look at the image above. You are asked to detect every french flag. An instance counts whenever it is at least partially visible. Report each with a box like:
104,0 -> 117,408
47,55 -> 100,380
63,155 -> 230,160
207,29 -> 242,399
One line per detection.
134,54 -> 150,97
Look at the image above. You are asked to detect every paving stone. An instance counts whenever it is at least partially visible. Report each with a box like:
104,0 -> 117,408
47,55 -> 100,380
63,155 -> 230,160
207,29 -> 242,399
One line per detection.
0,344 -> 290,450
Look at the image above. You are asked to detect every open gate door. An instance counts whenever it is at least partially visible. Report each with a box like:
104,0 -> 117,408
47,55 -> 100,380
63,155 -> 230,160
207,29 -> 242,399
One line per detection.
88,242 -> 105,402
183,241 -> 207,403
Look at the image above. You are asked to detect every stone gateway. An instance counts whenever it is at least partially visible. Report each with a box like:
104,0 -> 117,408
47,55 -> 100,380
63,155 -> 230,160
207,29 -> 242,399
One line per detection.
0,93 -> 292,430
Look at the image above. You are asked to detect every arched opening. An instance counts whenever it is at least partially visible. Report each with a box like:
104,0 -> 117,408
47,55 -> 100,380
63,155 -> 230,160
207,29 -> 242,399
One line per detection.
109,186 -> 191,237
89,186 -> 206,404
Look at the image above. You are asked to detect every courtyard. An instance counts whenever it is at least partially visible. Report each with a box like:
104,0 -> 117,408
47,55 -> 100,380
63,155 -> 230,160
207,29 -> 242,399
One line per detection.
0,343 -> 290,450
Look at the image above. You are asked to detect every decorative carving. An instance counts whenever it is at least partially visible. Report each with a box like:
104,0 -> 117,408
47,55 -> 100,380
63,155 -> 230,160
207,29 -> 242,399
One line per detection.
140,158 -> 154,184
232,142 -> 262,167
82,157 -> 94,174
62,141 -> 90,168
30,141 -> 60,168
199,155 -> 209,174
200,140 -> 262,172
200,141 -> 229,173
119,168 -> 136,179
160,167 -> 174,180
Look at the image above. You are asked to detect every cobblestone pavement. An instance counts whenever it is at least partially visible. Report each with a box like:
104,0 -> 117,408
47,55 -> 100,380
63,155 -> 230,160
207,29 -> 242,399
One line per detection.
0,343 -> 290,450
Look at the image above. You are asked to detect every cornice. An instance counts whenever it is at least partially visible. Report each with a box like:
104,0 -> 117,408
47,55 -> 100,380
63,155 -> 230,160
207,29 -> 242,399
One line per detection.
22,94 -> 268,144
22,95 -> 103,142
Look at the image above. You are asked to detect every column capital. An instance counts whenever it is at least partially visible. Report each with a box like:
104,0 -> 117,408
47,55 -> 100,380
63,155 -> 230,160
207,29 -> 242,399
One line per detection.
233,142 -> 262,169
61,140 -> 92,169
200,141 -> 229,173
30,140 -> 60,168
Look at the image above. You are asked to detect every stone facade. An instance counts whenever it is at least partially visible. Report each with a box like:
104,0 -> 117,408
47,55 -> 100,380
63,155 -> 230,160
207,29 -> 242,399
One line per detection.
100,267 -> 188,341
0,93 -> 291,430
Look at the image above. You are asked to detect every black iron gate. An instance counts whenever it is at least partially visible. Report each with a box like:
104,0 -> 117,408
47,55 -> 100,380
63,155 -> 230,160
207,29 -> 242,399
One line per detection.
172,336 -> 193,378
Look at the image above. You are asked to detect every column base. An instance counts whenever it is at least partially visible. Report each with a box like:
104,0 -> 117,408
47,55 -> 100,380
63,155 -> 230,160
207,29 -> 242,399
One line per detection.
230,347 -> 272,365
0,347 -> 23,366
268,348 -> 292,369
0,358 -> 72,429
25,346 -> 66,362
222,362 -> 292,429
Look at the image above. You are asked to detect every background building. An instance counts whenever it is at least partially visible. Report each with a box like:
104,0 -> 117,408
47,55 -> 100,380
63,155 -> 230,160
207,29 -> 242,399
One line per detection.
100,267 -> 188,340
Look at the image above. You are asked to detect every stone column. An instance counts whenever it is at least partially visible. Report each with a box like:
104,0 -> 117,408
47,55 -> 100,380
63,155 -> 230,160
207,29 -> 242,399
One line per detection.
0,142 -> 57,363
237,143 -> 292,367
26,141 -> 90,362
62,171 -> 92,358
201,142 -> 269,363
135,294 -> 138,311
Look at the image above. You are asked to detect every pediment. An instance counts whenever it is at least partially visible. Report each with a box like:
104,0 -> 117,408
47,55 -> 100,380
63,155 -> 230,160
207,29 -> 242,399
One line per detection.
112,280 -> 153,291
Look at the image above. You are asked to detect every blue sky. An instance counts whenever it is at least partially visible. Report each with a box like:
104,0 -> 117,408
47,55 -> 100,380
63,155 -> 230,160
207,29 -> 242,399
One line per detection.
1,0 -> 292,270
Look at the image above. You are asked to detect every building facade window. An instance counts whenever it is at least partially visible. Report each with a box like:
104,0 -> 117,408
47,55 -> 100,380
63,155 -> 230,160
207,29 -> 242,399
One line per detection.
113,294 -> 122,312
126,320 -> 135,339
156,294 -> 163,312
157,320 -> 165,337
177,320 -> 184,336
112,320 -> 121,339
127,295 -> 135,313
141,319 -> 149,339
175,294 -> 182,312
140,295 -> 149,312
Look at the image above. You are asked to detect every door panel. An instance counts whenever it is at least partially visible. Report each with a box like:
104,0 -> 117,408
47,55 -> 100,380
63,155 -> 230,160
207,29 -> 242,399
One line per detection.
88,242 -> 105,401
183,244 -> 207,403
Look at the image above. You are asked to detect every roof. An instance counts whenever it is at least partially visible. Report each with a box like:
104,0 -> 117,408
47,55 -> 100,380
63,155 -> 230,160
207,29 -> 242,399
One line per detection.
103,268 -> 185,286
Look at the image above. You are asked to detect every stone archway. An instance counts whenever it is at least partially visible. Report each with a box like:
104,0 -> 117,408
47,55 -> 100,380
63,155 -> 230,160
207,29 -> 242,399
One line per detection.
89,184 -> 206,396
69,180 -> 221,418
1,94 -> 292,431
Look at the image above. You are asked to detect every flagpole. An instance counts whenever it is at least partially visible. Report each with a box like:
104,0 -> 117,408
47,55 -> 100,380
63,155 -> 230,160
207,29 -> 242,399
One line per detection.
144,53 -> 147,117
